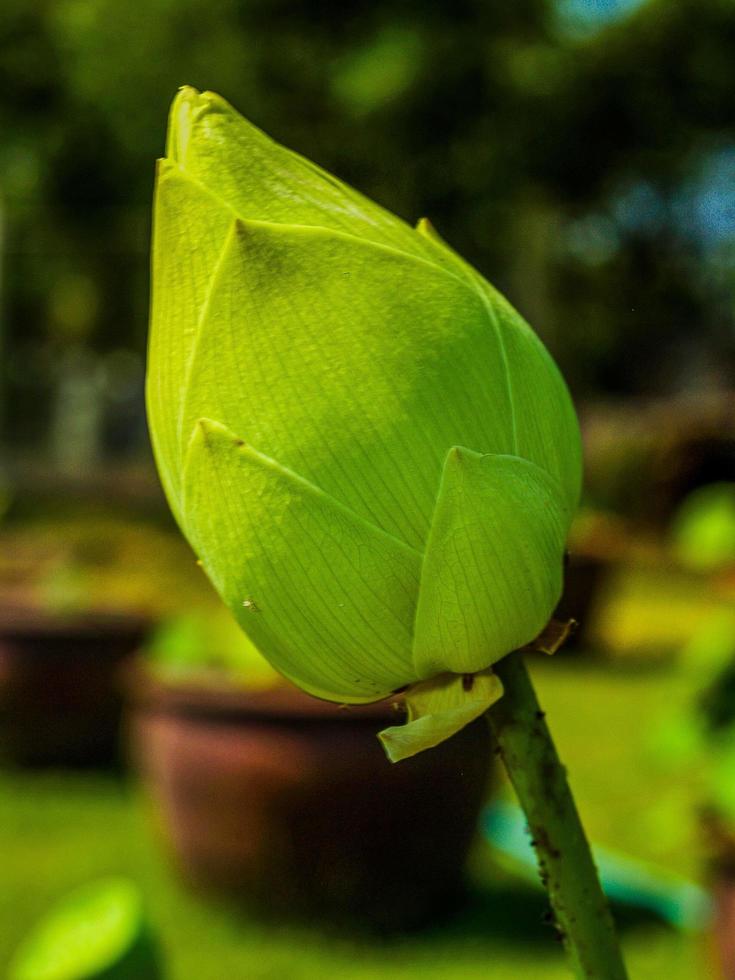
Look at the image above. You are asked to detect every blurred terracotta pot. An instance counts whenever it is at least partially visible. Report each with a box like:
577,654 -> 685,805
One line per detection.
702,809 -> 735,979
712,877 -> 735,980
0,605 -> 149,766
127,668 -> 493,932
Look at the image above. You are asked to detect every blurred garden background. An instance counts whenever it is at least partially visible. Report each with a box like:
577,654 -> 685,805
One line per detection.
2,0 -> 735,977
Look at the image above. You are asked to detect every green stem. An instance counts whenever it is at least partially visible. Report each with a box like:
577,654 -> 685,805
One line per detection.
487,651 -> 629,980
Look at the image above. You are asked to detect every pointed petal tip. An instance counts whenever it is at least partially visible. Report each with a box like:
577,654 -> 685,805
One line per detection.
166,86 -> 234,164
233,217 -> 252,241
447,444 -> 469,463
199,89 -> 235,110
167,88 -> 195,164
194,416 -> 218,435
172,85 -> 228,115
174,84 -> 201,103
415,216 -> 454,251
444,444 -> 484,471
190,417 -> 242,451
154,157 -> 177,182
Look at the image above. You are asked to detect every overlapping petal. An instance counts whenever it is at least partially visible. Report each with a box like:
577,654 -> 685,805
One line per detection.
182,418 -> 421,703
413,448 -> 570,679
146,160 -> 232,519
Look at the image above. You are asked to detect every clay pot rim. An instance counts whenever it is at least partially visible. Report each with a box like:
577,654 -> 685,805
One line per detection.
0,603 -> 151,641
125,660 -> 407,726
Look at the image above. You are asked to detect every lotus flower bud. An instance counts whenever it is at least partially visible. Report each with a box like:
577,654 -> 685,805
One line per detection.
147,87 -> 582,760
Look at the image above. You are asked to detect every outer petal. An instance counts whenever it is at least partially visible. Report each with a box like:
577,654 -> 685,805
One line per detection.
146,160 -> 233,518
167,86 -> 440,264
416,218 -> 583,510
412,447 -> 571,679
179,218 -> 522,550
379,670 -> 503,763
495,300 -> 583,509
181,418 -> 421,703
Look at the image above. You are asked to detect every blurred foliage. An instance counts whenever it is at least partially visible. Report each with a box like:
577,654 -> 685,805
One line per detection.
651,611 -> 735,827
0,516 -> 211,616
593,559 -> 729,659
144,608 -> 281,686
1,0 -> 735,455
7,877 -> 161,980
671,482 -> 735,573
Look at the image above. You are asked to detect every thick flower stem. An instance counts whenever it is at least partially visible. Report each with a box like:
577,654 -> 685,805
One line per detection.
487,651 -> 629,980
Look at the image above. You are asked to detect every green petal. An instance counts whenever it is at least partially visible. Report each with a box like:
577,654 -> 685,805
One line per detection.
179,218 -> 526,550
146,160 -> 232,518
417,217 -> 582,509
413,447 -> 571,678
487,297 -> 582,509
181,418 -> 421,703
167,86 -> 439,264
379,670 -> 503,762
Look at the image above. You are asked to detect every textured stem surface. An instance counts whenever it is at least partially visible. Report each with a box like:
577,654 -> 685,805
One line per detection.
487,651 -> 629,980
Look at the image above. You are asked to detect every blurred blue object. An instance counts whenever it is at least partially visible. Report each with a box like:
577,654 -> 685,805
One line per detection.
483,800 -> 713,932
